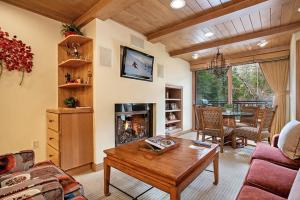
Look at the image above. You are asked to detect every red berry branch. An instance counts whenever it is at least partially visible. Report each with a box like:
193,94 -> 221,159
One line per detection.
0,27 -> 34,85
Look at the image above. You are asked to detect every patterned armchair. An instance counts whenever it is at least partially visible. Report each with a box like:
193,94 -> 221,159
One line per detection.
194,105 -> 204,140
236,106 -> 259,128
232,107 -> 277,148
0,150 -> 86,200
200,107 -> 233,153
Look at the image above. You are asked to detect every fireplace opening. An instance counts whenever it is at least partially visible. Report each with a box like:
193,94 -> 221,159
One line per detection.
115,104 -> 153,146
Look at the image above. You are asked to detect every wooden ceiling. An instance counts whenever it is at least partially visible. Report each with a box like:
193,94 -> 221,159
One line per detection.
3,0 -> 300,66
111,0 -> 300,63
1,0 -> 100,23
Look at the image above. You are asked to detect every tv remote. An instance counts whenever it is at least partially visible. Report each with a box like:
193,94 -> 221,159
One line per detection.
193,140 -> 211,148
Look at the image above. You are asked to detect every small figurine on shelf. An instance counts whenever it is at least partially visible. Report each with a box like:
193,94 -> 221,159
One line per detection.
65,73 -> 71,83
64,96 -> 78,108
76,77 -> 82,84
168,113 -> 176,121
86,70 -> 92,84
66,42 -> 81,59
170,103 -> 178,110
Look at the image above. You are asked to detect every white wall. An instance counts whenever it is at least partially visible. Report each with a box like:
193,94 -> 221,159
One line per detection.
83,19 -> 192,164
289,32 -> 300,120
0,2 -> 61,161
0,4 -> 192,164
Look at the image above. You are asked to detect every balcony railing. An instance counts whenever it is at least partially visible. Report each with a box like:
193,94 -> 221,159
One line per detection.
196,100 -> 273,112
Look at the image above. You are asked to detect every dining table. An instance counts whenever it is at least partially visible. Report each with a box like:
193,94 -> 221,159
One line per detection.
222,111 -> 254,128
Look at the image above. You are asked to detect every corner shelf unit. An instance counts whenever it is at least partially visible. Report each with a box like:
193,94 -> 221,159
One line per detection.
165,84 -> 183,135
57,35 -> 93,108
46,35 -> 94,173
58,59 -> 92,68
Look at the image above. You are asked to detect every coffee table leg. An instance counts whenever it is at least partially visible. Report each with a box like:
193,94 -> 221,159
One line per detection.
213,152 -> 219,185
170,187 -> 180,200
104,158 -> 111,196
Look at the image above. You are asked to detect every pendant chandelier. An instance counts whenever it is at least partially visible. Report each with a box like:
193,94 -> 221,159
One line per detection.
208,49 -> 230,78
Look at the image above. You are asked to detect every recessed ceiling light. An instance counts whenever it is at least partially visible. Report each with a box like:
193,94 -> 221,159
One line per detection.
257,40 -> 268,47
297,7 -> 300,12
204,32 -> 214,37
170,0 -> 186,9
192,53 -> 199,60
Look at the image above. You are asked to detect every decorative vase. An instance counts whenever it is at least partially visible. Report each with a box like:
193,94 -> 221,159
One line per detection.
64,31 -> 78,37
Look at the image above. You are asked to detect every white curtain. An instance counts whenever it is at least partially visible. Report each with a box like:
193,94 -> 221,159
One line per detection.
260,60 -> 289,137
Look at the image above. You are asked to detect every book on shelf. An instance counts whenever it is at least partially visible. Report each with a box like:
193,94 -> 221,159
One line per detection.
145,136 -> 176,150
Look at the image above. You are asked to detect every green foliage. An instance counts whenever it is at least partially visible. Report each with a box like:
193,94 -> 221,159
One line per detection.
232,64 -> 273,101
61,24 -> 83,35
64,97 -> 78,108
196,63 -> 273,104
196,69 -> 227,104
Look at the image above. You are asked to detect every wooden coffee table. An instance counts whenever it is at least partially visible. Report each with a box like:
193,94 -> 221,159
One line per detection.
103,137 -> 219,200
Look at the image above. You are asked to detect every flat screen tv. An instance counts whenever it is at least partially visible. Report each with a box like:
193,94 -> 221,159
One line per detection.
121,46 -> 154,82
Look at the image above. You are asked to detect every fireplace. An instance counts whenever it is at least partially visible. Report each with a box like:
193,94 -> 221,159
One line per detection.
115,104 -> 153,146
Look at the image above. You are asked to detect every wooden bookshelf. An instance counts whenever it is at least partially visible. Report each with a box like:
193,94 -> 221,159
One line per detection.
58,35 -> 92,46
58,83 -> 92,88
165,84 -> 183,135
165,120 -> 181,125
58,59 -> 91,68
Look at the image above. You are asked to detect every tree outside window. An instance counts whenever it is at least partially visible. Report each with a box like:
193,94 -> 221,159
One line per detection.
195,63 -> 273,106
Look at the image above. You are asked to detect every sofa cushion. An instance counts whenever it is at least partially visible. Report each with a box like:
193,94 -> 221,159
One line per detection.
0,176 -> 59,198
0,150 -> 34,176
288,170 -> 300,200
0,161 -> 83,199
245,159 -> 297,198
278,120 -> 300,160
236,185 -> 286,200
1,181 -> 63,200
234,127 -> 270,140
251,142 -> 300,170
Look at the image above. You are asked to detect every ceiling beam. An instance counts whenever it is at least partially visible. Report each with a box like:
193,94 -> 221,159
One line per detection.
147,0 -> 271,42
190,49 -> 290,71
169,22 -> 300,57
190,45 -> 290,66
74,0 -> 139,27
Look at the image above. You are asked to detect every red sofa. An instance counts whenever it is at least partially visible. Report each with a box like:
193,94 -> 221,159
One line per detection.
236,135 -> 300,200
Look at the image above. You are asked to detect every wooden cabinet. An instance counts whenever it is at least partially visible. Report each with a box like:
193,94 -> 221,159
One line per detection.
46,35 -> 94,173
46,109 -> 93,171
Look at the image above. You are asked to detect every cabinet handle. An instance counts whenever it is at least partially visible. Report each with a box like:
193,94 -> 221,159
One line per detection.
49,154 -> 53,157
48,120 -> 54,123
49,137 -> 54,140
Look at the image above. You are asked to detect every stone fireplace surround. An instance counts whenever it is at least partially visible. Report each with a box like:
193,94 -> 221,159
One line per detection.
115,103 -> 154,146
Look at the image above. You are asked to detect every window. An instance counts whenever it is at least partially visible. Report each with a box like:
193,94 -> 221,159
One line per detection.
232,63 -> 273,102
195,63 -> 273,107
195,69 -> 228,105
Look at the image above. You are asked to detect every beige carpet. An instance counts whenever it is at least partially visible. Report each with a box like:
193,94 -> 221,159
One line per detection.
75,132 -> 254,200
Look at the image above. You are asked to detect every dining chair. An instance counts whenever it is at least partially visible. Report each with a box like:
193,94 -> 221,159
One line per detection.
194,105 -> 203,140
200,107 -> 233,153
232,106 -> 277,148
236,106 -> 259,128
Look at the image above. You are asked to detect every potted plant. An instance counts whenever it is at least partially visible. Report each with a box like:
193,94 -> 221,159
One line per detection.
64,96 -> 78,108
61,24 -> 83,37
224,103 -> 233,113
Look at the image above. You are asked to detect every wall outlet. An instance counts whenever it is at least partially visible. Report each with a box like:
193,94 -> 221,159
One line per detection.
33,141 -> 39,149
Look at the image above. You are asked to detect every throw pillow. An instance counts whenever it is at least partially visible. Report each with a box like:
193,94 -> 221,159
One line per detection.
278,120 -> 300,160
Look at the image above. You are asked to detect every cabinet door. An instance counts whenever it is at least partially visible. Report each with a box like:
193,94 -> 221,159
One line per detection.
47,145 -> 60,166
60,113 -> 93,170
47,113 -> 59,131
